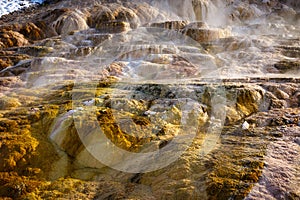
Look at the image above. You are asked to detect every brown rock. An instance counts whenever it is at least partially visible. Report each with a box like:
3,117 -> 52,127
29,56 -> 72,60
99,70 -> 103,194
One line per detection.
150,21 -> 188,30
0,50 -> 30,72
0,59 -> 11,71
266,85 -> 290,100
88,5 -> 114,26
14,46 -> 53,57
276,5 -> 297,19
31,21 -> 57,39
26,8 -> 74,38
86,33 -> 112,46
49,112 -> 83,157
95,21 -> 131,33
20,22 -> 46,41
184,27 -> 231,43
0,59 -> 32,76
51,10 -> 89,35
0,30 -> 29,48
0,41 -> 5,49
0,126 -> 39,172
278,45 -> 300,58
89,5 -> 138,29
39,8 -> 71,24
131,3 -> 162,24
225,85 -> 265,124
0,95 -> 21,109
230,2 -> 264,21
274,60 -> 300,73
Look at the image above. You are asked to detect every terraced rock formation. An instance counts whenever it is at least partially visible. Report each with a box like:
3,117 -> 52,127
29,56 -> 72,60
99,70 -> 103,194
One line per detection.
0,0 -> 299,199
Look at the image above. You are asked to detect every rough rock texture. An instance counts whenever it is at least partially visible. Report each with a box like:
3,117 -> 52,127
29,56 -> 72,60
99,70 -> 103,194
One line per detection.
0,50 -> 30,72
51,9 -> 89,35
20,22 -> 46,41
0,30 -> 29,48
0,0 -> 299,199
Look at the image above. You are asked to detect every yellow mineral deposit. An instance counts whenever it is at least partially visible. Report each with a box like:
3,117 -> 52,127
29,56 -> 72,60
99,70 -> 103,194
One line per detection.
0,0 -> 299,199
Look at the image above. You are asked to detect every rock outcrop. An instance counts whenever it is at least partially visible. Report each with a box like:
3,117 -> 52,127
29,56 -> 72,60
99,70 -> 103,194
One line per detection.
0,0 -> 299,199
0,30 -> 29,48
51,9 -> 89,35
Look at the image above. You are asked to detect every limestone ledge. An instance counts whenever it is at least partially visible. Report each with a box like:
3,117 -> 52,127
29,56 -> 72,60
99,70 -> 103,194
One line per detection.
0,76 -> 299,199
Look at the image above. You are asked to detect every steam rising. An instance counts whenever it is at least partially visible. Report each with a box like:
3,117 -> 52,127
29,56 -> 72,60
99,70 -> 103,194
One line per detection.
13,0 -> 299,89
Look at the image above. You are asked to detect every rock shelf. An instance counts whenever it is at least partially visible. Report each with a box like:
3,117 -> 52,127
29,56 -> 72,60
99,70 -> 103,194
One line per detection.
0,0 -> 299,199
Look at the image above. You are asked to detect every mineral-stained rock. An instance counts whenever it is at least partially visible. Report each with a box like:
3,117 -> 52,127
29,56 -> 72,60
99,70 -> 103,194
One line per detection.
0,172 -> 46,199
89,4 -> 139,30
0,0 -> 299,199
224,85 -> 265,124
244,109 -> 300,199
15,46 -> 53,57
62,29 -> 112,47
33,21 -> 58,38
277,45 -> 300,58
0,59 -> 10,71
0,77 -> 23,91
88,5 -> 115,26
265,85 -> 290,100
86,33 -> 112,46
0,95 -> 21,109
0,60 -> 32,77
19,22 -> 46,41
95,21 -> 131,33
0,30 -> 29,48
276,4 -> 297,19
184,27 -> 231,43
0,50 -> 30,72
235,87 -> 263,115
51,10 -> 89,35
37,177 -> 128,199
1,76 -> 299,200
131,3 -> 162,24
229,1 -> 265,22
49,110 -> 83,157
150,21 -> 188,30
0,121 -> 39,172
274,60 -> 300,73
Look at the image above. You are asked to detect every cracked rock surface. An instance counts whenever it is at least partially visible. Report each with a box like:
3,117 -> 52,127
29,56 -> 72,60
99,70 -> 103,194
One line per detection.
0,0 -> 299,199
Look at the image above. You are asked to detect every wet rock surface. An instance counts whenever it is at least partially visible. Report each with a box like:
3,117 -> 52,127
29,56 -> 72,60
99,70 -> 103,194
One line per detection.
0,0 -> 299,199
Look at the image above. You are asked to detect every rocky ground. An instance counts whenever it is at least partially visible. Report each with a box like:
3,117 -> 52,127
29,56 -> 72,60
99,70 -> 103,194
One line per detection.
0,0 -> 299,199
